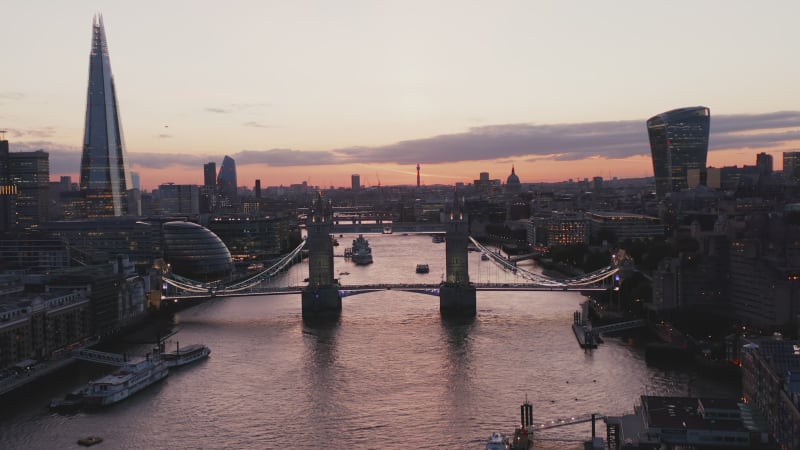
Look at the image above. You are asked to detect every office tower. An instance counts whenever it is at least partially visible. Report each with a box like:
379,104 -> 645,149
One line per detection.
416,164 -> 420,188
0,138 -> 16,231
130,171 -> 141,190
783,152 -> 800,183
60,176 -> 73,191
647,106 -> 711,199
217,155 -> 237,205
203,162 -> 216,187
755,152 -> 773,175
254,179 -> 261,198
79,15 -> 133,217
0,138 -> 50,230
158,183 -> 200,215
351,174 -> 360,190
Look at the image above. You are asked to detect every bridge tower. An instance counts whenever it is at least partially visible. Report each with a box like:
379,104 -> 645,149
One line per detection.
439,189 -> 476,316
302,192 -> 341,318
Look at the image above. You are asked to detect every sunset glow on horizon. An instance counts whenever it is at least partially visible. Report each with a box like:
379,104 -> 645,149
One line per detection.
2,1 -> 799,190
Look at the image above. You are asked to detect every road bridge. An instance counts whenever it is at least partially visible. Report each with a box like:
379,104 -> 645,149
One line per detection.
161,193 -> 621,317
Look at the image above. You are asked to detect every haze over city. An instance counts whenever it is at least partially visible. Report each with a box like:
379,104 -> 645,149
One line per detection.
2,1 -> 799,190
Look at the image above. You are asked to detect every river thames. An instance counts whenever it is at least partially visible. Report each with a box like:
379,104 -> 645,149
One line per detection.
0,233 -> 738,449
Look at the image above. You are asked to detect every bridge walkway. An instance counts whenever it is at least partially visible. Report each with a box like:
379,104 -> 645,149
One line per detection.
72,349 -> 128,366
591,319 -> 646,335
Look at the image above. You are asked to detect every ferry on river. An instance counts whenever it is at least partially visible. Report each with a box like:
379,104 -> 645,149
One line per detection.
82,356 -> 168,407
160,343 -> 211,368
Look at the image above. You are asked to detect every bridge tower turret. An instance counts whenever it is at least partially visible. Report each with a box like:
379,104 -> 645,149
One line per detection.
439,188 -> 476,316
302,192 -> 341,318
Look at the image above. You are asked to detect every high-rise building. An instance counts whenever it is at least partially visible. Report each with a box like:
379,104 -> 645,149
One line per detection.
158,183 -> 199,216
647,106 -> 711,199
216,155 -> 237,206
0,138 -> 50,230
79,15 -> 133,217
203,162 -> 216,187
755,152 -> 773,175
783,151 -> 800,183
351,174 -> 360,190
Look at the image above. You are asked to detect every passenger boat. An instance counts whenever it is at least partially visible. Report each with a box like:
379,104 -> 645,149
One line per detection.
82,356 -> 168,407
160,343 -> 211,368
415,264 -> 429,274
350,234 -> 373,265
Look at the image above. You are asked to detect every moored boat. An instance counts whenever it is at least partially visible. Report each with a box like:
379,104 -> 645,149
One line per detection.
415,264 -> 429,274
49,389 -> 85,412
160,343 -> 211,368
82,356 -> 168,407
350,234 -> 373,265
486,432 -> 509,450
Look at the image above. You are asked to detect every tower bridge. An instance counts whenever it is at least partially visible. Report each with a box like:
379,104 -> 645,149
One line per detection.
162,193 -> 620,318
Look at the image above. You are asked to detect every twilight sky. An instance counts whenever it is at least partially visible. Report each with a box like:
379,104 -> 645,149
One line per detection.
2,1 -> 799,190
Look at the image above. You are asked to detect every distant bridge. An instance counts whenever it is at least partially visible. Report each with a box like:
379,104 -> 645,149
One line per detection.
161,235 -> 619,301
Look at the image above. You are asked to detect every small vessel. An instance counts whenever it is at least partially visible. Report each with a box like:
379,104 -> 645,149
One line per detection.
82,356 -> 169,407
77,436 -> 103,447
485,432 -> 509,450
160,343 -> 211,368
49,388 -> 85,412
350,234 -> 373,265
382,225 -> 392,234
415,264 -> 429,274
481,253 -> 490,261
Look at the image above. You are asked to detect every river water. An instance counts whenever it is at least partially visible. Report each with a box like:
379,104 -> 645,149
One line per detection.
0,233 -> 737,449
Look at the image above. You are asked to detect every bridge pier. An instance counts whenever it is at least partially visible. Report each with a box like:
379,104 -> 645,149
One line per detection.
439,284 -> 476,317
302,286 -> 342,318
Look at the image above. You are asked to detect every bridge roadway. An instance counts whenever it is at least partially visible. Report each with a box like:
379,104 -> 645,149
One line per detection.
162,282 -> 607,301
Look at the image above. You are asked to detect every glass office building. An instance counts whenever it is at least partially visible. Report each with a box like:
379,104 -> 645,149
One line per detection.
647,106 -> 710,199
79,15 -> 133,217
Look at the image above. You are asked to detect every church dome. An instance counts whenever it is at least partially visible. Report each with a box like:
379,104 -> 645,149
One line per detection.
507,165 -> 520,185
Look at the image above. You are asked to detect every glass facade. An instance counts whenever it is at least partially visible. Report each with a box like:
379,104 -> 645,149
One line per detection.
216,156 -> 237,206
162,221 -> 233,282
79,15 -> 132,217
647,106 -> 710,199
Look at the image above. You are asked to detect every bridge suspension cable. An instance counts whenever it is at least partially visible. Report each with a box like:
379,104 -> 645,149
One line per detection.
469,237 -> 618,287
163,240 -> 307,294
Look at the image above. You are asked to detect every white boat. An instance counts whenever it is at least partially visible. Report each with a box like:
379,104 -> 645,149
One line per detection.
382,225 -> 392,234
486,432 -> 510,450
82,356 -> 168,407
160,343 -> 211,368
350,235 -> 373,265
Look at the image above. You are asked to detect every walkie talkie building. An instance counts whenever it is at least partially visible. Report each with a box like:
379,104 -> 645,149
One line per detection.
79,15 -> 133,217
647,106 -> 710,199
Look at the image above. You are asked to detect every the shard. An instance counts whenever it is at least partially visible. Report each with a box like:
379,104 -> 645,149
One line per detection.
79,15 -> 132,217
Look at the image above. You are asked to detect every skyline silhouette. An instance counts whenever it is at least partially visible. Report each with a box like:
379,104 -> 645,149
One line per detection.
1,2 -> 798,189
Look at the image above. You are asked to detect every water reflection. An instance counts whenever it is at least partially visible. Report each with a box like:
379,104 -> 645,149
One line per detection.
440,314 -> 477,430
301,316 -> 341,427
